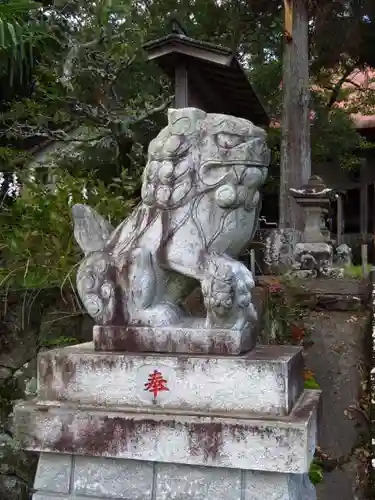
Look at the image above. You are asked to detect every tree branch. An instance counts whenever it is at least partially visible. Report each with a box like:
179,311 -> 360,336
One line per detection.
327,64 -> 356,109
4,95 -> 174,145
344,79 -> 369,91
130,95 -> 174,126
66,98 -> 116,127
1,123 -> 110,143
68,94 -> 174,133
60,35 -> 104,91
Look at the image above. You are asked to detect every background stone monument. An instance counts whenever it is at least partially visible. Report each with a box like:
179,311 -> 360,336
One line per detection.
13,108 -> 320,500
289,176 -> 351,278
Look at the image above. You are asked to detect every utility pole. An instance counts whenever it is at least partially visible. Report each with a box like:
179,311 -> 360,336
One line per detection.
279,0 -> 311,230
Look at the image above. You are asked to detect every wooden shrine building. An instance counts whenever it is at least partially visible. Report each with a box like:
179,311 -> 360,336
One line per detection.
143,21 -> 269,128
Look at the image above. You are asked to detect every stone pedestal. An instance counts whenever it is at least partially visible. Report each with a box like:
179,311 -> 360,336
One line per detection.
12,108 -> 319,498
14,327 -> 320,500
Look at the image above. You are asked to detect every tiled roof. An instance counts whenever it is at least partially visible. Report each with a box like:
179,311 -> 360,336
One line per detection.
272,67 -> 375,131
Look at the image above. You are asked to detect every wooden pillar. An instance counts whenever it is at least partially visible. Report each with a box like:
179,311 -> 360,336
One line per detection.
174,64 -> 189,108
360,158 -> 368,274
337,193 -> 343,246
360,159 -> 368,240
279,0 -> 311,230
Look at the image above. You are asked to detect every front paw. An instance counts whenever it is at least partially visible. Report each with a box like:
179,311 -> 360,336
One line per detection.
202,262 -> 233,328
202,255 -> 256,331
236,270 -> 257,318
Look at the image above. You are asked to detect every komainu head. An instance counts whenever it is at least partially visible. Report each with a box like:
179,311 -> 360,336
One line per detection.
141,108 -> 270,209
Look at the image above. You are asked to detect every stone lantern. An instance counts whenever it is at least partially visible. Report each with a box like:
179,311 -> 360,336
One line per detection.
290,175 -> 333,243
289,176 -> 342,277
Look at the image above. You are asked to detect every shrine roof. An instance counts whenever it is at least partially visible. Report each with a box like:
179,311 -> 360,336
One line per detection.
143,33 -> 234,61
143,34 -> 269,128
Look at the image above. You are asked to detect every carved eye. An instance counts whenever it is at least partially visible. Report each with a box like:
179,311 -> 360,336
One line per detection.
216,133 -> 244,149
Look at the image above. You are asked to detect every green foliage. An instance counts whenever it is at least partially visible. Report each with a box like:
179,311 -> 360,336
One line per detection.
0,0 -> 173,179
304,373 -> 321,390
343,264 -> 372,279
248,59 -> 282,118
309,460 -> 324,485
0,168 -> 138,289
263,90 -> 365,195
0,0 -> 373,185
310,91 -> 363,169
263,277 -> 309,345
0,0 -> 60,86
41,335 -> 77,348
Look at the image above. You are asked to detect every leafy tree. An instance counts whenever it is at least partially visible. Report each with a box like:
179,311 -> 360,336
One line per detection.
0,0 -> 174,180
0,167 -> 137,288
0,0 -> 373,244
0,0 -> 59,87
1,0 -> 373,172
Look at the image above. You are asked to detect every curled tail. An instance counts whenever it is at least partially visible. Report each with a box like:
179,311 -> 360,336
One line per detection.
72,203 -> 113,255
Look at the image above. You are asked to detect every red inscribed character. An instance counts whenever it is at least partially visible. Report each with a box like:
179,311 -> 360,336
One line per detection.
144,370 -> 169,399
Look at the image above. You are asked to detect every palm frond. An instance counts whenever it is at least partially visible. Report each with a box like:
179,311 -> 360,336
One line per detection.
0,1 -> 41,19
0,1 -> 59,85
0,19 -> 22,50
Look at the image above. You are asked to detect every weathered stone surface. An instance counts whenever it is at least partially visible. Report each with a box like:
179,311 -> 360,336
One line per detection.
293,242 -> 333,274
287,176 -> 352,281
244,470 -> 316,500
34,453 -> 71,494
311,294 -> 362,311
290,176 -> 333,244
33,495 -> 69,500
33,495 -> 108,500
335,244 -> 352,267
74,456 -> 153,499
255,276 -> 366,295
264,228 -> 302,272
93,324 -> 256,354
155,463 -> 242,500
31,456 -> 316,500
93,285 -> 266,354
14,389 -> 319,474
319,267 -> 344,279
37,342 -> 303,415
72,108 -> 270,337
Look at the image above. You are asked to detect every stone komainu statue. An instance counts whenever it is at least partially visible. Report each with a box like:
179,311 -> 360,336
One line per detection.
72,108 -> 270,333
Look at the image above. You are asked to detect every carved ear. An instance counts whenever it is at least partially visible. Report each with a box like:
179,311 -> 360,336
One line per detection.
168,108 -> 206,135
71,204 -> 113,255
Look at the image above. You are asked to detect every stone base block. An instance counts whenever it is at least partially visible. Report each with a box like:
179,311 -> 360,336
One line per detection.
14,389 -> 319,474
288,268 -> 344,280
293,242 -> 333,270
93,322 -> 256,354
32,453 -> 316,500
37,343 -> 304,415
